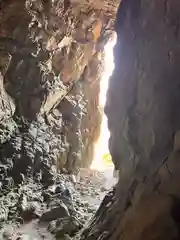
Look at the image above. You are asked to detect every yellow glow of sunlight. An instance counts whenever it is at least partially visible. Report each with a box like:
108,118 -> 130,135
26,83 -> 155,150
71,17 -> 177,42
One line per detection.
90,33 -> 117,171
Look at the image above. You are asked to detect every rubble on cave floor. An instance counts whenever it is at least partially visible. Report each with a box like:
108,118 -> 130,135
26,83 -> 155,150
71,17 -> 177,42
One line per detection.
0,167 -> 115,240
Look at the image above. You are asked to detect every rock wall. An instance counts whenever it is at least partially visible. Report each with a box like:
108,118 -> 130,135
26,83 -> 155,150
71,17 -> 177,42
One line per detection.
81,0 -> 180,239
0,0 -> 118,182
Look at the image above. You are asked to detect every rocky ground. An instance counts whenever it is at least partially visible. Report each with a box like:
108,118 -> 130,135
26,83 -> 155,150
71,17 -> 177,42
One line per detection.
0,167 -> 116,240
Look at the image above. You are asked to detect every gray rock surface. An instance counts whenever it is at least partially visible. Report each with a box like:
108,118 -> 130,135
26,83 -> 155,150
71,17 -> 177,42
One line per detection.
48,216 -> 82,237
0,167 -> 109,239
40,204 -> 70,223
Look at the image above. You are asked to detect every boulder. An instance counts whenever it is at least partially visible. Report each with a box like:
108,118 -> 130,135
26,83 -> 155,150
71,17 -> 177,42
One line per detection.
48,216 -> 82,237
40,203 -> 70,222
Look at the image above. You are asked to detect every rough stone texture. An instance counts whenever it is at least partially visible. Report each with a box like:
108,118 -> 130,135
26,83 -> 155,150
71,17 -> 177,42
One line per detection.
80,54 -> 103,167
4,0 -> 180,239
0,0 -> 119,179
48,216 -> 82,237
0,73 -> 15,123
40,204 -> 70,222
80,0 -> 180,239
0,167 -> 108,239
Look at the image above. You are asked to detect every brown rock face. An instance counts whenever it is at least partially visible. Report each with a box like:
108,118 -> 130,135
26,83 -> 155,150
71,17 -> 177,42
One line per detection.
0,0 -> 119,176
81,0 -> 180,239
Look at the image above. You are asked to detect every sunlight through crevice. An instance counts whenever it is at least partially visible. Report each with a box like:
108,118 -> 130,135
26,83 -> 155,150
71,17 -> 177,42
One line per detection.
91,32 -> 117,172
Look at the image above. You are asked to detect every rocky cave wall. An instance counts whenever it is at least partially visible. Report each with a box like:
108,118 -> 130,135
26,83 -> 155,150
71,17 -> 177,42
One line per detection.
0,0 -> 118,183
80,0 -> 180,239
3,0 -> 180,239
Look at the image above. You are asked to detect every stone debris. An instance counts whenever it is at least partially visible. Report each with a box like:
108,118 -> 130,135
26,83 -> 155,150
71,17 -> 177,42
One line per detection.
0,167 -> 110,239
39,204 -> 70,222
48,216 -> 82,237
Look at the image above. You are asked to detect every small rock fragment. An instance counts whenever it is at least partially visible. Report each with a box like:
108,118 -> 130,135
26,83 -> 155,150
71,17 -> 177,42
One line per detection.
2,230 -> 12,240
55,184 -> 66,194
40,203 -> 70,222
48,216 -> 82,237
